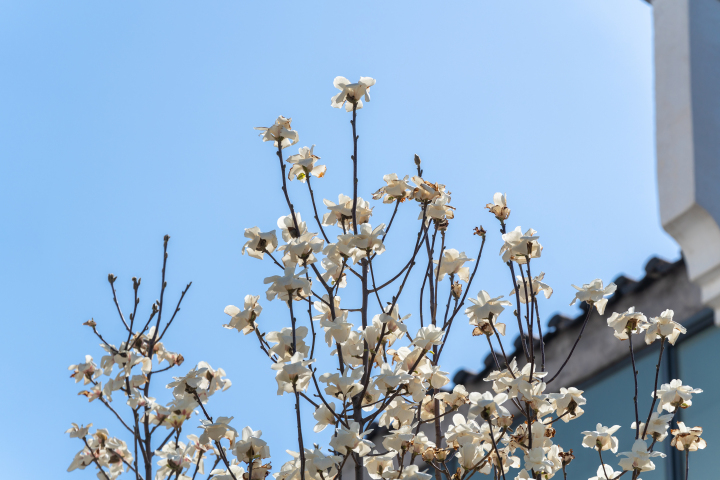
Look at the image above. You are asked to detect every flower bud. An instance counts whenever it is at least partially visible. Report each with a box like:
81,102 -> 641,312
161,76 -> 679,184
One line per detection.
83,318 -> 97,328
451,281 -> 462,300
496,415 -> 514,428
434,449 -> 448,462
414,154 -> 422,166
473,226 -> 486,237
108,273 -> 117,284
422,448 -> 435,463
559,449 -> 575,466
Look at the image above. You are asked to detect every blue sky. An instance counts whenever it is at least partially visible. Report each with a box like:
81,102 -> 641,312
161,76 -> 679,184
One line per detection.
0,1 -> 678,478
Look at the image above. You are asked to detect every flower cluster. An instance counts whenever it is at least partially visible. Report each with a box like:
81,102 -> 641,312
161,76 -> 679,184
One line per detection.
66,76 -> 704,480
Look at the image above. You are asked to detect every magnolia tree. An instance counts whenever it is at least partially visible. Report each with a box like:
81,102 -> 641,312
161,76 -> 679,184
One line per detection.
67,77 -> 706,480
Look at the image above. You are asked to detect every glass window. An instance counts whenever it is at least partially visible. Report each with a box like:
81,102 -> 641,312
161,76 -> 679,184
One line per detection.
552,345 -> 670,479
676,323 -> 720,478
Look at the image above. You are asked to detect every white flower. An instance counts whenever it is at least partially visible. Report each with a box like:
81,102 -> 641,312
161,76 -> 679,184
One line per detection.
68,355 -> 101,385
320,367 -> 364,400
279,232 -> 324,267
266,326 -> 310,361
434,249 -> 473,282
607,307 -> 649,340
499,227 -> 542,264
582,424 -> 621,453
313,402 -> 336,433
331,76 -> 376,111
242,227 -> 278,260
329,421 -> 374,456
233,426 -> 270,463
510,272 -> 553,304
319,311 -> 353,347
65,423 -> 93,439
455,440 -> 486,471
254,116 -> 298,149
198,416 -> 237,445
549,387 -> 586,422
467,391 -> 511,421
645,309 -> 686,345
364,453 -> 396,479
373,174 -> 412,203
436,384 -> 469,409
412,325 -> 444,350
617,439 -> 665,473
653,379 -> 702,412
278,213 -> 308,242
224,295 -> 262,335
465,290 -> 511,336
670,422 -> 707,451
569,279 -> 617,315
323,194 -> 373,229
523,447 -> 553,474
264,265 -> 312,302
349,223 -> 386,260
287,145 -> 326,182
589,464 -> 622,479
632,412 -> 674,441
486,192 -> 510,220
270,352 -> 314,395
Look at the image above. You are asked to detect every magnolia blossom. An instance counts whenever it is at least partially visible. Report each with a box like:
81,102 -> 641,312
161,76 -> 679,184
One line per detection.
425,193 -> 455,222
409,176 -> 446,203
382,465 -> 432,480
65,423 -> 93,439
313,402 -> 336,432
499,227 -> 542,264
436,384 -> 469,409
279,232 -> 324,267
510,272 -> 553,304
670,422 -> 706,451
278,213 -> 308,242
167,361 -> 231,401
549,387 -> 586,422
323,194 -> 373,229
320,367 -> 365,400
233,426 -> 270,463
434,249 -> 473,282
198,416 -> 237,445
468,391 -> 511,421
632,411 -> 674,441
465,291 -> 510,336
645,309 -> 686,345
266,326 -> 310,361
373,174 -> 411,203
319,312 -> 353,347
524,448 -> 553,474
69,355 -> 101,385
607,307 -> 649,340
653,379 -> 702,412
270,352 -> 314,395
329,421 -> 375,456
617,439 -> 665,473
242,227 -> 278,260
331,76 -> 376,111
588,465 -> 622,480
581,424 -> 621,453
224,295 -> 262,335
412,325 -> 444,350
569,279 -> 617,315
264,265 -> 311,302
364,453 -> 396,479
287,145 -> 326,182
254,116 -> 298,149
486,192 -> 510,220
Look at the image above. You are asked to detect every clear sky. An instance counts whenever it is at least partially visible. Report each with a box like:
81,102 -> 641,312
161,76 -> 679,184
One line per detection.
0,1 -> 678,478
